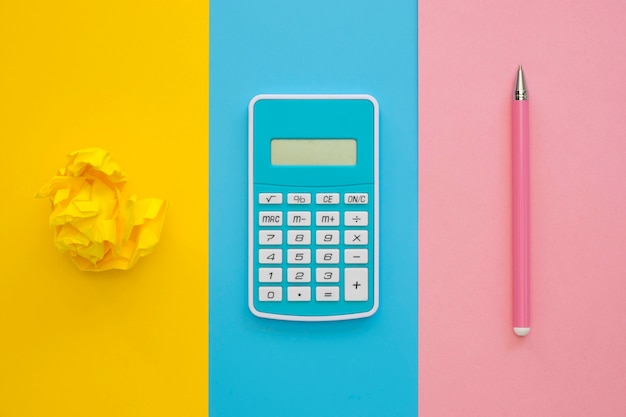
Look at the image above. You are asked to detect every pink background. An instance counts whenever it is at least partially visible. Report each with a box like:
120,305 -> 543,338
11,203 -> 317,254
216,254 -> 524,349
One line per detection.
419,1 -> 626,415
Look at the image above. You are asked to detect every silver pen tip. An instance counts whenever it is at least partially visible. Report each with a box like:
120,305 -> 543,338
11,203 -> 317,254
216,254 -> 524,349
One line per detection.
515,65 -> 528,100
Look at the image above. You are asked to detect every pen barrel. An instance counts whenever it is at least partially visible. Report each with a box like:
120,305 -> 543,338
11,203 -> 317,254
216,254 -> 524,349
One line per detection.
512,100 -> 530,329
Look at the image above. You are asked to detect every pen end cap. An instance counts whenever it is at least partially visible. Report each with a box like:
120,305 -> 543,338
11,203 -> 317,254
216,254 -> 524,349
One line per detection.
514,327 -> 530,337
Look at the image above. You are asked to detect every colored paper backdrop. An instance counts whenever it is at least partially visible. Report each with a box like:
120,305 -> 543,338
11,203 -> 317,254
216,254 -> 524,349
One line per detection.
209,0 -> 417,416
3,0 -> 626,415
0,2 -> 208,415
419,1 -> 626,416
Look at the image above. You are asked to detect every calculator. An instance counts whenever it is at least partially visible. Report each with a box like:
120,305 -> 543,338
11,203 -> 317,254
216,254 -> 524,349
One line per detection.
248,94 -> 379,321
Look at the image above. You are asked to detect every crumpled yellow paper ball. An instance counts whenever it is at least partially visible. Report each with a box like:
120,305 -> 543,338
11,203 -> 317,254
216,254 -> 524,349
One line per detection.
36,148 -> 167,271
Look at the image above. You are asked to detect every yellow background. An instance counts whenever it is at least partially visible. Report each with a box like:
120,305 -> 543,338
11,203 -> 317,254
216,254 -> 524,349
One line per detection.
0,1 -> 208,415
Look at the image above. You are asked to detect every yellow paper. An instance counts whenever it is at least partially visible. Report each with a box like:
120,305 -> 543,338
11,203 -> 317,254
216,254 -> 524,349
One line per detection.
36,148 -> 168,271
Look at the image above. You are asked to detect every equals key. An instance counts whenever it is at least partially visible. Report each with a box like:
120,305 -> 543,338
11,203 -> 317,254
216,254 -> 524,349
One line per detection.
316,287 -> 339,301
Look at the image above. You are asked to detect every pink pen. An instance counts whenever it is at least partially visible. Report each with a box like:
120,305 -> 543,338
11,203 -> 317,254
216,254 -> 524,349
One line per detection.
512,65 -> 530,336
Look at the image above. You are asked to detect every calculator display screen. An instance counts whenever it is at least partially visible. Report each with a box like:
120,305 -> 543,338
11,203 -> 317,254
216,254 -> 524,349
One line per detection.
271,139 -> 357,166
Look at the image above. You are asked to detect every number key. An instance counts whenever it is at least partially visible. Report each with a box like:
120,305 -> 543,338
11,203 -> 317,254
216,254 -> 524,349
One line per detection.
288,249 -> 311,264
259,230 -> 283,245
316,230 -> 340,245
316,249 -> 339,264
288,268 -> 311,283
316,267 -> 340,283
259,268 -> 283,282
259,249 -> 282,264
288,230 -> 311,245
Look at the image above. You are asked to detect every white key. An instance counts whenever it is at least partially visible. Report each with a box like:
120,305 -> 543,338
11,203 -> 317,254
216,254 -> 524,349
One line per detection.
259,230 -> 282,245
316,249 -> 339,264
344,268 -> 368,301
316,211 -> 340,226
316,230 -> 340,245
345,249 -> 368,264
287,286 -> 311,302
258,268 -> 283,282
288,230 -> 311,245
316,286 -> 340,301
316,193 -> 339,204
288,193 -> 311,204
344,193 -> 368,204
288,249 -> 311,264
259,193 -> 283,204
287,268 -> 311,283
259,286 -> 282,301
259,249 -> 282,264
259,211 -> 283,226
316,267 -> 340,283
344,230 -> 368,245
344,211 -> 368,226
287,211 -> 311,226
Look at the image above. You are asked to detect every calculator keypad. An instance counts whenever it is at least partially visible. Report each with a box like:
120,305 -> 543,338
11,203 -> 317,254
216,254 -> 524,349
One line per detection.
253,189 -> 374,318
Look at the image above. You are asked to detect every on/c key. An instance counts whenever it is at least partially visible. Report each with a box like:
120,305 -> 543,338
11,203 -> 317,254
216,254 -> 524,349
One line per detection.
344,193 -> 368,204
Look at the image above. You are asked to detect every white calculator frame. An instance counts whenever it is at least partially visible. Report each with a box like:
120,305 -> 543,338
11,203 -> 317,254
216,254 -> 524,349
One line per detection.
248,94 -> 379,321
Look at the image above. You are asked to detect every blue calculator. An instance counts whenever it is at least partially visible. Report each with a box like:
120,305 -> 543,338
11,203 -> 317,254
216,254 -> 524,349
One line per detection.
248,94 -> 379,321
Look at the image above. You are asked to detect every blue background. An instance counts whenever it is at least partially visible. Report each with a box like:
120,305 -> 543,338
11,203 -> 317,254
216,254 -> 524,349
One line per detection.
209,1 -> 418,416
